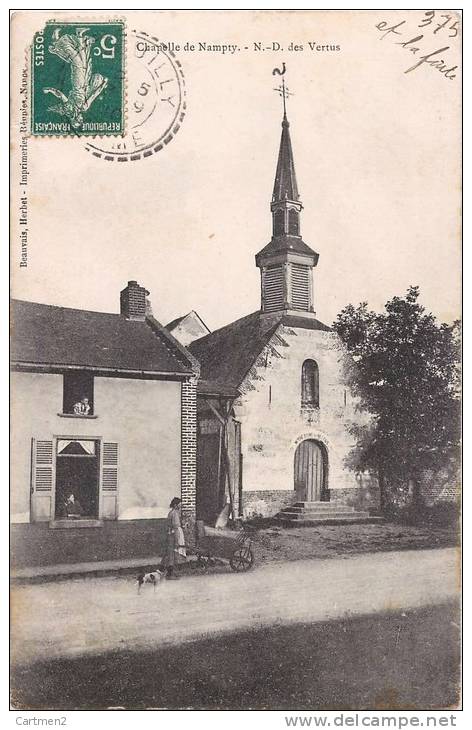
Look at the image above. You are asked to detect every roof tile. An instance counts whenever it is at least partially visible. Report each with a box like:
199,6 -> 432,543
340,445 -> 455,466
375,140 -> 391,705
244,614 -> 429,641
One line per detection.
11,299 -> 192,375
189,310 -> 331,392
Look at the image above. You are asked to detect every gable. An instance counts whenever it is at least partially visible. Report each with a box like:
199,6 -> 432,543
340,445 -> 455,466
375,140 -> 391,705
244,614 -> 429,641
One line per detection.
166,311 -> 210,347
238,324 -> 339,394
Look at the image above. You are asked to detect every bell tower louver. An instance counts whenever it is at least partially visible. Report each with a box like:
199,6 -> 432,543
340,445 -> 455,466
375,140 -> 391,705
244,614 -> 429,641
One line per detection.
256,102 -> 319,316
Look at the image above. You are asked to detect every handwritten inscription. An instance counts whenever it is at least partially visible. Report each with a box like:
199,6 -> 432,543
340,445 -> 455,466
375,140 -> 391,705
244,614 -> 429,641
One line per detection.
375,11 -> 460,80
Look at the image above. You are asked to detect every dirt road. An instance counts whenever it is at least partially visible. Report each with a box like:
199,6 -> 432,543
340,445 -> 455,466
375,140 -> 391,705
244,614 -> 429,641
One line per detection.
11,547 -> 459,666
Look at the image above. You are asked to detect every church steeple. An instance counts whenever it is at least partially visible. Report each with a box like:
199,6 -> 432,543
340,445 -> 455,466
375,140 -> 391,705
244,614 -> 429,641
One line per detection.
272,115 -> 299,204
270,114 -> 303,239
256,87 -> 319,317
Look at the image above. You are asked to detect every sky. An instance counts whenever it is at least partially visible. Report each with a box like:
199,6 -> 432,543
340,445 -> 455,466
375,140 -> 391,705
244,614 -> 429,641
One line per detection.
11,10 -> 461,331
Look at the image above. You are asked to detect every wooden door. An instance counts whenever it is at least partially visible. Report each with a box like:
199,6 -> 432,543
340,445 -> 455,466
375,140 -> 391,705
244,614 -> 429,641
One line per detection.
294,440 -> 325,502
196,429 -> 222,524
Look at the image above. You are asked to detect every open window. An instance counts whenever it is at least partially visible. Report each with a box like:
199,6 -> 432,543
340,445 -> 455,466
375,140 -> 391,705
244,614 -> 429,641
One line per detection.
301,359 -> 319,408
55,439 -> 99,520
63,372 -> 94,416
30,438 -> 119,523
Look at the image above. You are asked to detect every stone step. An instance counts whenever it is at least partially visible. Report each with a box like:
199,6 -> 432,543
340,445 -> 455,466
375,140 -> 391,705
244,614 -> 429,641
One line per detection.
293,502 -> 355,509
278,515 -> 384,527
286,503 -> 355,513
275,500 -> 378,526
279,510 -> 371,521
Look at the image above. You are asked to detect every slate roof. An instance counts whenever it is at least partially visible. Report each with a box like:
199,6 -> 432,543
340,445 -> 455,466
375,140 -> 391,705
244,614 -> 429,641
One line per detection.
255,234 -> 319,263
282,315 -> 332,332
197,379 -> 240,398
189,310 -> 331,395
257,114 -> 318,265
272,116 -> 299,203
11,299 -> 194,375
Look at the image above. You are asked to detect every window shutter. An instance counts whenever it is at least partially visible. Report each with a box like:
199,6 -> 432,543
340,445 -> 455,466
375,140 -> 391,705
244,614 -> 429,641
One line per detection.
101,442 -> 118,519
31,438 -> 54,522
290,264 -> 310,310
263,266 -> 284,312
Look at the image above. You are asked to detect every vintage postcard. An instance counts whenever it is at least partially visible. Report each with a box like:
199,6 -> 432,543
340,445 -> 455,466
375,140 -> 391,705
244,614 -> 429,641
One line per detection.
10,9 -> 461,714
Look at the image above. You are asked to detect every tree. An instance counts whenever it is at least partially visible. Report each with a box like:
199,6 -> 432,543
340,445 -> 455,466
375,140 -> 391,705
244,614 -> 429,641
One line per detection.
333,286 -> 461,514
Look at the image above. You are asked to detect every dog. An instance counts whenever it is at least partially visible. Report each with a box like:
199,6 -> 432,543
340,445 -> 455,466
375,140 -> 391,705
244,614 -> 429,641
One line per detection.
137,569 -> 164,594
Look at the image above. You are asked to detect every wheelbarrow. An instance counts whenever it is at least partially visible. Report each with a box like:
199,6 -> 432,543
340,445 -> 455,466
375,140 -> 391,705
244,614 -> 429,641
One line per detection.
192,520 -> 255,573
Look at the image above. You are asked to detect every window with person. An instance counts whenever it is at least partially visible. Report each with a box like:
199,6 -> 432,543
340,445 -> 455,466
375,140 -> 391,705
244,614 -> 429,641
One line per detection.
301,359 -> 319,408
63,372 -> 94,415
55,439 -> 99,520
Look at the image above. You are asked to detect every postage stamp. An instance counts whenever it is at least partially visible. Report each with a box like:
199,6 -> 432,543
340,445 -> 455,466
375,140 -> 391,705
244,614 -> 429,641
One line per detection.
31,21 -> 125,136
85,30 -> 185,161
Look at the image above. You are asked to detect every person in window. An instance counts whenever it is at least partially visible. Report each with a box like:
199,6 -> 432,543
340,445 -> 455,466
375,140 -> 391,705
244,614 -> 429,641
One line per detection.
64,492 -> 83,519
73,396 -> 91,415
162,497 -> 186,579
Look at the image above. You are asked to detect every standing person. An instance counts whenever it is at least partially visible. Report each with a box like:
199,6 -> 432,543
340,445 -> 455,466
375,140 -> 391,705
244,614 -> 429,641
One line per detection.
163,497 -> 186,579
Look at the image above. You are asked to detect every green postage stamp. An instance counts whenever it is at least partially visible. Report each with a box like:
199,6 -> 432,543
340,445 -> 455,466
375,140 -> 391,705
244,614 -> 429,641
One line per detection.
31,21 -> 125,136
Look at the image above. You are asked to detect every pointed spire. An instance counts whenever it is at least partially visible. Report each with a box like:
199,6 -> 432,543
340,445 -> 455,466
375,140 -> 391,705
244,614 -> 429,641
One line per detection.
272,114 -> 299,203
256,83 -> 319,317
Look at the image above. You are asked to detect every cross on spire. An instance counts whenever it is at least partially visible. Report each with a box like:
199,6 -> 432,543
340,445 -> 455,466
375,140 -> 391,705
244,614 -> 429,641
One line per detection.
273,66 -> 294,119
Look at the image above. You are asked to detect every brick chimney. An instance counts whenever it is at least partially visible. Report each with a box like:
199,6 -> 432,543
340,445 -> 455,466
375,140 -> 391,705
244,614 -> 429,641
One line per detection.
120,281 -> 150,321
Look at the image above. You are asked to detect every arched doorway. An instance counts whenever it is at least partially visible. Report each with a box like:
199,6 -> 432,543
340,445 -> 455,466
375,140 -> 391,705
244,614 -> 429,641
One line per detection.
294,440 -> 328,502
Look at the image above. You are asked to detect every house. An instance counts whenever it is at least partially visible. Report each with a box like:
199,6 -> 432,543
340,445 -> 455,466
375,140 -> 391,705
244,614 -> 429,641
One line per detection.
189,110 -> 380,523
10,281 -> 199,568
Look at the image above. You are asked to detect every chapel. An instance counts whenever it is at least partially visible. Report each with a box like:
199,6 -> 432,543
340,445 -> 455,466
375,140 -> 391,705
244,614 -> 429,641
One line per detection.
183,102 -> 380,523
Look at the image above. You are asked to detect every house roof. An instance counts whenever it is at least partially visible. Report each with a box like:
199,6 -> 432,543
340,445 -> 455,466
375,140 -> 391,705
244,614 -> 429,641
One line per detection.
189,310 -> 331,394
11,299 -> 194,376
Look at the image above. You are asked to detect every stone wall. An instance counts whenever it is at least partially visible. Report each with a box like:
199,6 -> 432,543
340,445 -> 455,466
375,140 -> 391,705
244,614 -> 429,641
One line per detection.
420,466 -> 460,507
243,489 -> 297,518
329,473 -> 380,512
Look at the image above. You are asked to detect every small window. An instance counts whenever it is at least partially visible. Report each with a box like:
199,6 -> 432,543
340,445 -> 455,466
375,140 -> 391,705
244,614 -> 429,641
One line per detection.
288,208 -> 299,235
63,372 -> 94,416
273,209 -> 285,236
301,359 -> 319,408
